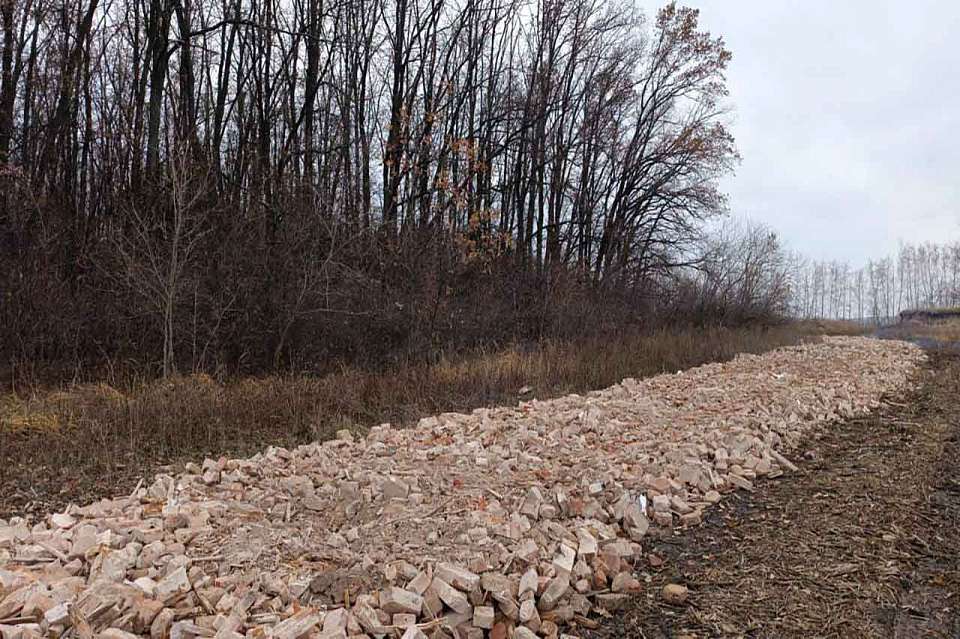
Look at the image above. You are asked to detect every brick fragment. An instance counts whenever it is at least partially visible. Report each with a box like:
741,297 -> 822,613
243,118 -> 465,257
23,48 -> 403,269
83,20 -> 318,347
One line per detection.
434,563 -> 480,592
472,606 -> 495,629
430,579 -> 471,614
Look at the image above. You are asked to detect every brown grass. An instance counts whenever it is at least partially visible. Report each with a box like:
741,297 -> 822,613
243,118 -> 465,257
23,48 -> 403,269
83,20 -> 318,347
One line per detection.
791,318 -> 870,336
1,323 -> 831,516
882,316 -> 960,344
902,319 -> 960,342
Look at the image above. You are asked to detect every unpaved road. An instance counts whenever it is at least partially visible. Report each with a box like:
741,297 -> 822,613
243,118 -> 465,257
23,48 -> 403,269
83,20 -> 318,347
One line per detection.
589,348 -> 960,638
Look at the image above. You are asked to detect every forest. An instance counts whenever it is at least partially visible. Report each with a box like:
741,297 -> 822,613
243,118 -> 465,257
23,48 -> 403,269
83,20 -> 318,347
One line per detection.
0,0 -> 956,382
0,0 -> 752,378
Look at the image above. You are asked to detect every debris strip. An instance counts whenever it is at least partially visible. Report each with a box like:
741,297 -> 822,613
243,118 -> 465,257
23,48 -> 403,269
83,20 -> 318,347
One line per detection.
0,337 -> 924,639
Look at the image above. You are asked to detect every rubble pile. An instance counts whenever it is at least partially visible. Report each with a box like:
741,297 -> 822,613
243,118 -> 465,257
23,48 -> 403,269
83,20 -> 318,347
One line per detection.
0,337 -> 924,639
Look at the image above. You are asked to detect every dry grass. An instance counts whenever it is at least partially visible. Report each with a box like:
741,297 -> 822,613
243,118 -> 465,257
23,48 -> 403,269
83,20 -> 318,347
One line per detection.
791,318 -> 871,336
882,316 -> 960,344
1,323 -> 826,515
902,319 -> 960,342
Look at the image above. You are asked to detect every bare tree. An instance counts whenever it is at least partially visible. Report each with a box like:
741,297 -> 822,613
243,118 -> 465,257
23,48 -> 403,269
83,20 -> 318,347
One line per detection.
1,0 -> 767,375
111,150 -> 211,376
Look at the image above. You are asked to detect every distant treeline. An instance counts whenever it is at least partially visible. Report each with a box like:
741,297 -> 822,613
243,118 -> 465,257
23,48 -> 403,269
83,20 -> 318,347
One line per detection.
788,242 -> 960,323
1,1 -> 796,382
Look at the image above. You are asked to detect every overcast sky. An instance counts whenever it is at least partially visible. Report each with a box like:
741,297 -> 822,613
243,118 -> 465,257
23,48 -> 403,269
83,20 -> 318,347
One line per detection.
643,1 -> 960,264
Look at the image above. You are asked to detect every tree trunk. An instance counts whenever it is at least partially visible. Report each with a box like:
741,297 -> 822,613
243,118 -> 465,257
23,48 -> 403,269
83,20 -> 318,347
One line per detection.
146,0 -> 171,177
0,0 -> 15,163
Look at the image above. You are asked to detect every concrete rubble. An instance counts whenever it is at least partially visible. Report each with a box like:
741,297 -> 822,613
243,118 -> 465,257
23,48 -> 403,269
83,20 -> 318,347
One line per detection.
0,337 -> 924,638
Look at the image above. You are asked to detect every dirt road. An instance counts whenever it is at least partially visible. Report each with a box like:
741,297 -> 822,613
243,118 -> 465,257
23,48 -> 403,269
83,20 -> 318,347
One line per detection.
589,348 -> 960,638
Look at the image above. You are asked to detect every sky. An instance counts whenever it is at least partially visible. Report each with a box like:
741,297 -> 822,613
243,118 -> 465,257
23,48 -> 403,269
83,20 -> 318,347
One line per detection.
642,1 -> 960,264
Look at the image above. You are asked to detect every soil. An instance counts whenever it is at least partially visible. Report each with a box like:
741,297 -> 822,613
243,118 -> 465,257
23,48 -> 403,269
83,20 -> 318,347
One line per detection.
588,348 -> 960,639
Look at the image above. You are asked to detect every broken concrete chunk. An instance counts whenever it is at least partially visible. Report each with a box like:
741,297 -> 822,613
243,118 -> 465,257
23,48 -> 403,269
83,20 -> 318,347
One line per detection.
648,476 -> 671,495
519,488 -> 543,519
518,568 -> 538,599
515,539 -> 539,563
351,601 -> 385,635
150,608 -> 176,639
479,572 -> 513,603
438,609 -> 472,634
540,620 -> 559,639
421,585 -> 443,618
321,609 -> 348,634
653,511 -> 673,526
497,597 -> 520,621
678,464 -> 703,487
155,567 -> 191,604
430,579 -> 471,615
575,529 -> 597,559
434,563 -> 480,592
651,494 -> 671,513
134,599 -> 165,631
43,602 -> 71,627
537,576 -> 569,611
268,609 -> 321,639
170,621 -> 214,639
552,544 -> 576,576
379,587 -> 423,615
669,495 -> 693,515
623,503 -> 648,531
519,599 -> 540,630
726,473 -> 754,492
472,605 -> 495,629
406,570 -> 432,595
514,625 -> 539,639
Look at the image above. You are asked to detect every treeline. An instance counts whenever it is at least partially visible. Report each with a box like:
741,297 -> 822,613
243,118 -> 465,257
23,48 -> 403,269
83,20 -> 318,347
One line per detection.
789,241 -> 960,322
0,0 -> 755,380
665,220 -> 791,325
